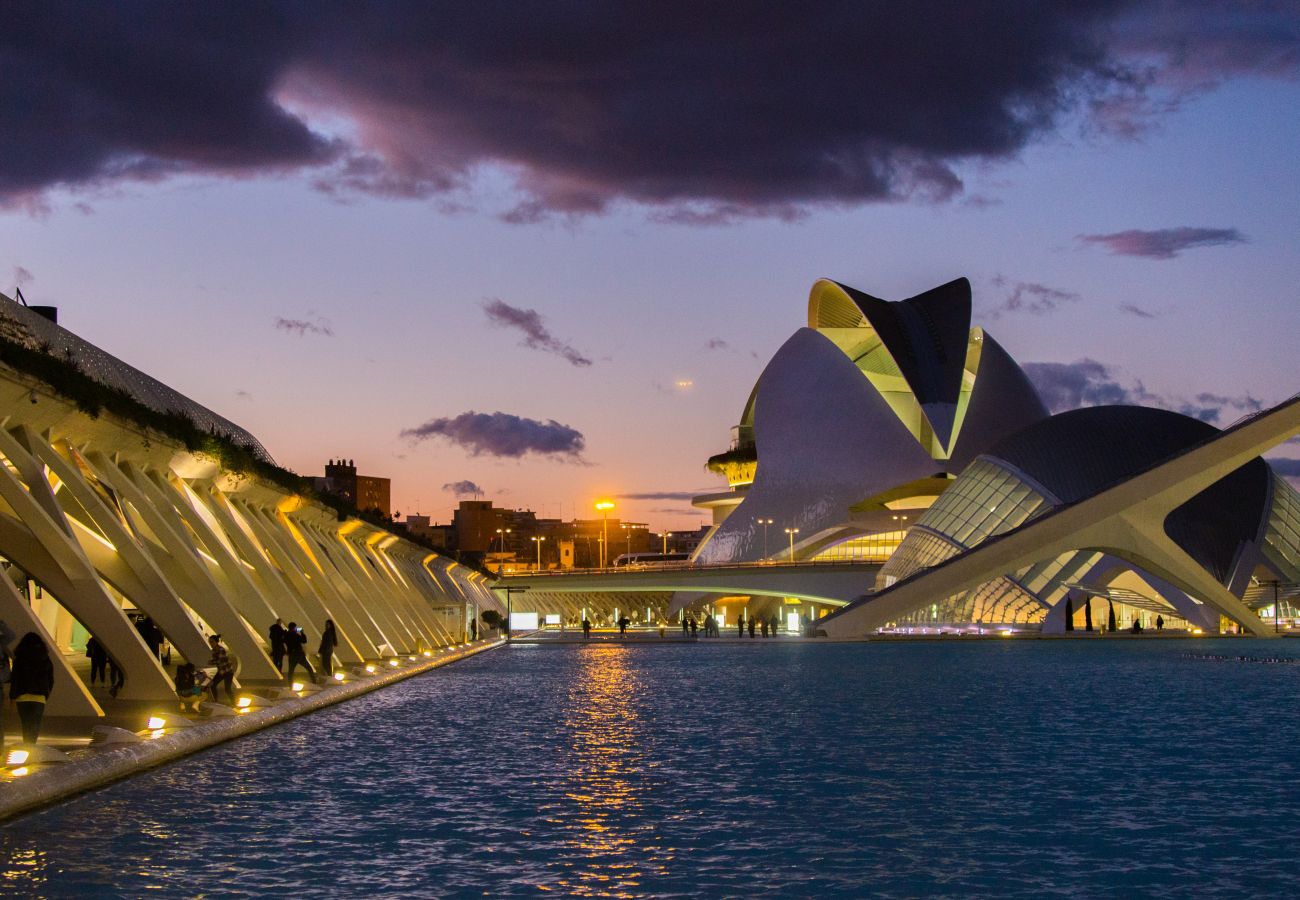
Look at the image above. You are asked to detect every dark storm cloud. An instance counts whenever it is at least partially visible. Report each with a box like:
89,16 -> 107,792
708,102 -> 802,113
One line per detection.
4,2 -> 1296,218
401,411 -> 585,459
1024,359 -> 1262,424
481,299 -> 591,367
1078,227 -> 1247,259
441,480 -> 483,496
273,315 -> 333,337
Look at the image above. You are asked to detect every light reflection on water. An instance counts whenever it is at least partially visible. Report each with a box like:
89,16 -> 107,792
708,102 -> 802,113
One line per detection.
2,640 -> 1300,897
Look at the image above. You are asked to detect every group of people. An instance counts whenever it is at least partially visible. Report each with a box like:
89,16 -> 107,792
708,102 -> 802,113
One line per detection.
268,617 -> 338,684
1,619 -> 55,747
679,613 -> 782,638
0,611 -> 349,749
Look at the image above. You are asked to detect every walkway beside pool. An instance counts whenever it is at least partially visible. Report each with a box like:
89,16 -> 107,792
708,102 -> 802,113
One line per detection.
0,639 -> 503,822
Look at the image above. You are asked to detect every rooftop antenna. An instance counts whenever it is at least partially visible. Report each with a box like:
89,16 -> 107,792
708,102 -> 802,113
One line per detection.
15,286 -> 28,306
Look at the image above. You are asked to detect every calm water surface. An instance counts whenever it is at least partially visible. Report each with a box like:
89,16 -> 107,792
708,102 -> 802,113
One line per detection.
2,640 -> 1299,897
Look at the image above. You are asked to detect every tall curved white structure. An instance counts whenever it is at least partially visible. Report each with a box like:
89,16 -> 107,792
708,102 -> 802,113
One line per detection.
693,277 -> 1047,564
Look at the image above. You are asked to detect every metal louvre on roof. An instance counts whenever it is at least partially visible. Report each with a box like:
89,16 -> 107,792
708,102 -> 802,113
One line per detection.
0,294 -> 276,464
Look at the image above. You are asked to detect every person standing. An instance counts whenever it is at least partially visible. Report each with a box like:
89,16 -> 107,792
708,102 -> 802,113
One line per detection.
318,619 -> 338,678
10,632 -> 54,744
760,618 -> 768,638
284,622 -> 317,684
748,617 -> 756,639
86,635 -> 108,686
207,634 -> 236,703
581,617 -> 591,639
738,616 -> 745,638
268,618 -> 287,673
0,619 -> 14,750
689,617 -> 698,638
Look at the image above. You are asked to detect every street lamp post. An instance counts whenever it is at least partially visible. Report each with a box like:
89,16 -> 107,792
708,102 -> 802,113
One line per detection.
531,535 -> 546,570
784,527 -> 800,561
595,501 -> 615,567
757,518 -> 774,558
657,531 -> 671,554
622,523 -> 632,559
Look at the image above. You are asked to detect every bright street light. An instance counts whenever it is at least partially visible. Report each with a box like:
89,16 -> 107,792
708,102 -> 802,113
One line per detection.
757,518 -> 774,558
784,526 -> 800,561
531,535 -> 546,570
595,500 -> 615,567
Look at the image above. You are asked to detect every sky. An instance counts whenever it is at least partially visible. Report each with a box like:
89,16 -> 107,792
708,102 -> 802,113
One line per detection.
2,2 -> 1298,529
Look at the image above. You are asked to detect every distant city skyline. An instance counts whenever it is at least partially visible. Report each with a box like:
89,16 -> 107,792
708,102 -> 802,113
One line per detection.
2,3 -> 1297,530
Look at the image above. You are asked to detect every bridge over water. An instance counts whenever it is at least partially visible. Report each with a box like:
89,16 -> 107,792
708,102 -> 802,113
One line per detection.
494,560 -> 880,621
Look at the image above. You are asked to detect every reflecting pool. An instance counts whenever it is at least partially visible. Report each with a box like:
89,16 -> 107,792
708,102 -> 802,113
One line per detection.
3,640 -> 1300,896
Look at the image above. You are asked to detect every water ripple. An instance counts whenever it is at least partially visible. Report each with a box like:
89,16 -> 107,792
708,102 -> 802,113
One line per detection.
2,640 -> 1300,896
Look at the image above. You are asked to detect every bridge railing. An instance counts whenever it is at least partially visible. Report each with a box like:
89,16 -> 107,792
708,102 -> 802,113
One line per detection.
498,557 -> 883,578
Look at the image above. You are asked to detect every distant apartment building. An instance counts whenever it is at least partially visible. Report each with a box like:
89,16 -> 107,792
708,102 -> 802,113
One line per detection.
312,458 -> 391,517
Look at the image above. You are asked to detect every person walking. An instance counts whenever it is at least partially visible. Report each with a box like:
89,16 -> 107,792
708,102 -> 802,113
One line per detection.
681,616 -> 689,637
10,632 -> 54,745
760,618 -> 768,638
107,654 -> 125,698
268,618 -> 287,673
689,617 -> 698,638
748,617 -> 756,638
284,622 -> 317,684
582,617 -> 591,639
207,634 -> 236,703
86,635 -> 108,686
318,619 -> 338,678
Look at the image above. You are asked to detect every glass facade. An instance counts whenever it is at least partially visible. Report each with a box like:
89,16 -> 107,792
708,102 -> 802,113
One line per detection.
1262,473 -> 1300,581
811,531 -> 907,563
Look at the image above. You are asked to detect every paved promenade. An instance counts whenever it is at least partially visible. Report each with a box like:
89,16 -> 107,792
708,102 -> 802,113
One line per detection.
0,640 -> 503,822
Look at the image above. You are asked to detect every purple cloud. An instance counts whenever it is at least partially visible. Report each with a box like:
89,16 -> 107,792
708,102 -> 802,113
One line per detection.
1119,302 -> 1157,319
402,411 -> 585,460
1270,458 -> 1300,478
441,480 -> 483,497
273,315 -> 333,337
3,4 -> 1296,218
988,277 -> 1080,318
1078,227 -> 1247,259
481,299 -> 591,367
1024,358 -> 1262,424
617,491 -> 712,502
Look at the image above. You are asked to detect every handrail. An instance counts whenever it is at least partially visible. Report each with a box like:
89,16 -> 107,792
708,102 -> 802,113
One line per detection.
497,557 -> 883,579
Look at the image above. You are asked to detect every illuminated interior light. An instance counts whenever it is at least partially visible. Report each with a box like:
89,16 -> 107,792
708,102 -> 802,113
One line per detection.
10,767 -> 29,777
388,659 -> 399,667
422,651 -> 432,658
150,729 -> 165,740
147,716 -> 166,730
236,697 -> 252,708
291,682 -> 304,692
408,655 -> 417,661
333,672 -> 345,681
6,750 -> 29,767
